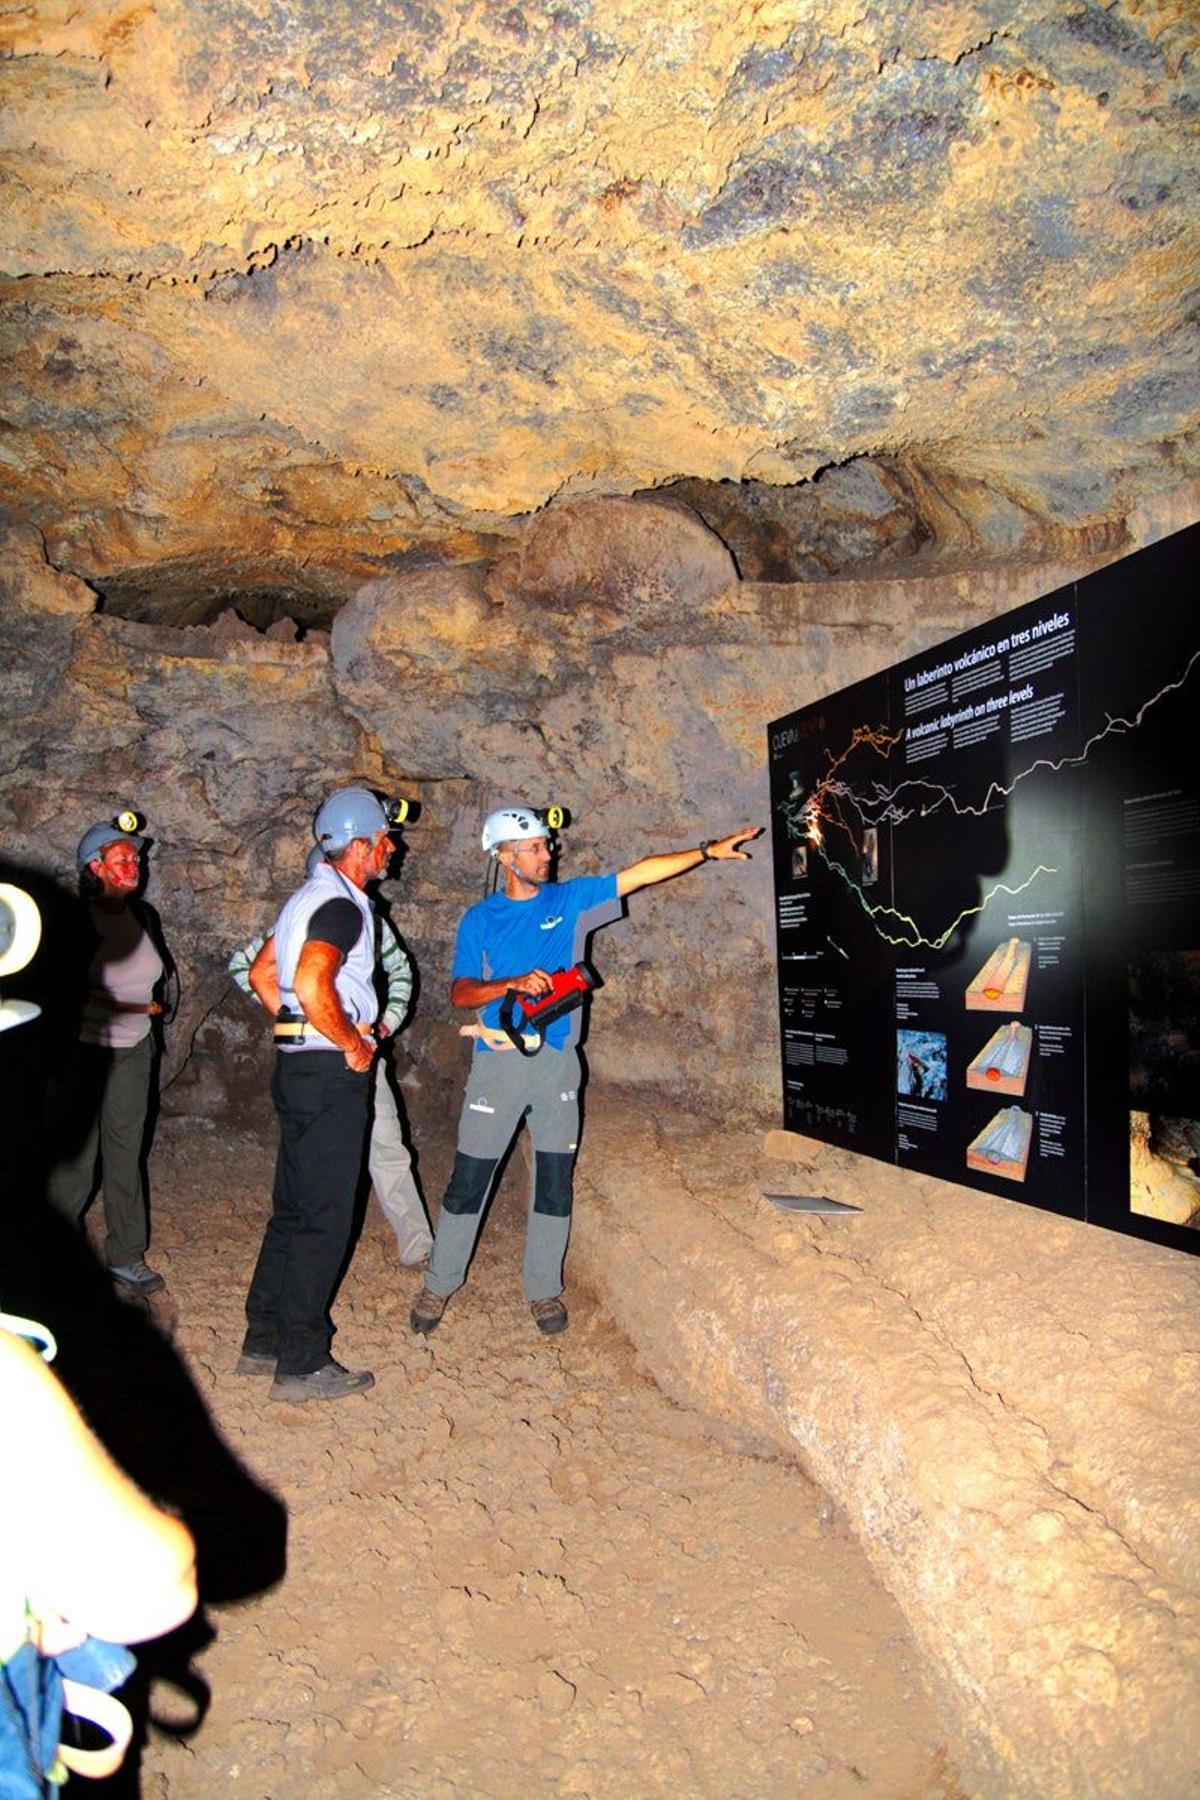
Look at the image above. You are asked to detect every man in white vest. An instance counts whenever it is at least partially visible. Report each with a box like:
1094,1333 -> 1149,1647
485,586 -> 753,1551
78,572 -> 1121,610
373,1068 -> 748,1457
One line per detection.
238,788 -> 394,1402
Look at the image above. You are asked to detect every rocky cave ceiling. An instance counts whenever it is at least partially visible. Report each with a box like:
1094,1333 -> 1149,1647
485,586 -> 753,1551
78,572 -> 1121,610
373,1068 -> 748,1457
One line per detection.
0,0 -> 1197,629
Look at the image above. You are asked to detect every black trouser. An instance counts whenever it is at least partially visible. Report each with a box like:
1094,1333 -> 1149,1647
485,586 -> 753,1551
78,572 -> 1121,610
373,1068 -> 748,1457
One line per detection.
244,1051 -> 370,1376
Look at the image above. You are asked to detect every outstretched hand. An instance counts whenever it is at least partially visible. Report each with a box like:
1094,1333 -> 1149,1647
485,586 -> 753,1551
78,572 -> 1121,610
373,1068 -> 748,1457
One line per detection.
706,825 -> 764,860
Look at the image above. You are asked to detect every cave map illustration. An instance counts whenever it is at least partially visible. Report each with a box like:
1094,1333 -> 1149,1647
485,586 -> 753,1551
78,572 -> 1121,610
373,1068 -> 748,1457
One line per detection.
776,720 -> 1063,954
767,524 -> 1199,1255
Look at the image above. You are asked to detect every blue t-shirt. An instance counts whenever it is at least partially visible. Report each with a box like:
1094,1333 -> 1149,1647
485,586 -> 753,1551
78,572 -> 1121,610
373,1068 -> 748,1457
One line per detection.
452,873 -> 622,1050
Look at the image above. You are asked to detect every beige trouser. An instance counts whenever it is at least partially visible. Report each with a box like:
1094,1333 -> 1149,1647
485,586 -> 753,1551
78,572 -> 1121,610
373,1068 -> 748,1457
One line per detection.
369,1057 -> 432,1263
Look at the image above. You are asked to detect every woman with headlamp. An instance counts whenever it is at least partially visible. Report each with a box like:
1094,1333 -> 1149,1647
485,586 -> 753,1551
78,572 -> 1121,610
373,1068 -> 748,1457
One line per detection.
46,817 -> 170,1296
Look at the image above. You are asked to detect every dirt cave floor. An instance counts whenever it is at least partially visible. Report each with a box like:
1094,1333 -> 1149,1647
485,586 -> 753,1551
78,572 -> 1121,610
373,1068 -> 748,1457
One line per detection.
103,1107 -> 962,1798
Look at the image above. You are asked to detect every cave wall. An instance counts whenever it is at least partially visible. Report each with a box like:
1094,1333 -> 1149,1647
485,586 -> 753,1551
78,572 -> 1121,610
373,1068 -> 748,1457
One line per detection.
4,482 -> 1197,1118
3,482 -> 1198,1790
7,487 -> 1191,1125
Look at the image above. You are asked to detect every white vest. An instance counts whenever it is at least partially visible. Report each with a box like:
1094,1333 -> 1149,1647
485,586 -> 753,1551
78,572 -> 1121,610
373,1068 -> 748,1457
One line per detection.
273,862 -> 377,1052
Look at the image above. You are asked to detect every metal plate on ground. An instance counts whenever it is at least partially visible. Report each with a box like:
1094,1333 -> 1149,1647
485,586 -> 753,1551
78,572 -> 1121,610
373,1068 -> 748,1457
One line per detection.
763,1193 -> 863,1214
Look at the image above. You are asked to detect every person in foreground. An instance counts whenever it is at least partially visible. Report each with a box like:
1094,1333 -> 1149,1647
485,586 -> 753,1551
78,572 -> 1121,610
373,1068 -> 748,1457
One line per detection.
240,788 -> 396,1403
411,807 -> 761,1338
0,1322 -> 197,1794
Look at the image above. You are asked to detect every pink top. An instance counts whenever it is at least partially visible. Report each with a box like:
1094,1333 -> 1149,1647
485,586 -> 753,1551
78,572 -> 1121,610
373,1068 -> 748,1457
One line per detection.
79,904 -> 164,1050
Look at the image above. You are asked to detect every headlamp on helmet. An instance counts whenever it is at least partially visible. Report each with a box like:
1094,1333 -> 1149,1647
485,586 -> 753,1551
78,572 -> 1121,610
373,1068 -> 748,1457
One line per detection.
480,804 -> 568,857
75,808 -> 146,871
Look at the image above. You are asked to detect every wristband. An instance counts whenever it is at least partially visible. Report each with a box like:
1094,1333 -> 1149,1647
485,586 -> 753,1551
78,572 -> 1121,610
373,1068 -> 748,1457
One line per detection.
699,841 -> 713,862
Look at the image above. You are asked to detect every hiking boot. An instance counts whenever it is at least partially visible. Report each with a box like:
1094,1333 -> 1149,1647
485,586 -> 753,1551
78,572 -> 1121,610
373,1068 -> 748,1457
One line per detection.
269,1360 -> 375,1403
108,1259 -> 166,1296
530,1295 -> 568,1335
410,1286 -> 448,1335
235,1350 -> 277,1377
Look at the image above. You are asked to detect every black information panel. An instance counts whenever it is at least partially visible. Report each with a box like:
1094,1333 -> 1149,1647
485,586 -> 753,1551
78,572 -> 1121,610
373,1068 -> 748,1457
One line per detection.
767,525 -> 1199,1253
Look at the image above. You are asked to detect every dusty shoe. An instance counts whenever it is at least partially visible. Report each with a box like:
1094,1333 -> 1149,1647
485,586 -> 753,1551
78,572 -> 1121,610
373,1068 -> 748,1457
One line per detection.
269,1359 -> 375,1403
108,1258 -> 166,1296
410,1286 -> 448,1334
530,1296 -> 568,1335
235,1350 -> 277,1377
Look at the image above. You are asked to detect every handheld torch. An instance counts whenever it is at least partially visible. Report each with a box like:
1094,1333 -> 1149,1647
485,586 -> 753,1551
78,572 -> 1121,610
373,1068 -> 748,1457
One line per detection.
498,961 -> 600,1056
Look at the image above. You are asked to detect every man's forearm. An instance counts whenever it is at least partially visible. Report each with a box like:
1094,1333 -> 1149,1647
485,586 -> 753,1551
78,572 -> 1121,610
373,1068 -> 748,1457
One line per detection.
618,826 -> 762,897
452,976 -> 514,1010
617,848 -> 707,896
248,936 -> 281,1016
292,940 -> 364,1053
248,970 -> 281,1014
295,974 -> 363,1053
291,941 -> 374,1070
451,969 -> 552,1008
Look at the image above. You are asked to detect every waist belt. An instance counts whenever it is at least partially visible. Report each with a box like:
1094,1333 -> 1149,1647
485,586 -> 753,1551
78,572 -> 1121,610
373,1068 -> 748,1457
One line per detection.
274,1015 -> 375,1045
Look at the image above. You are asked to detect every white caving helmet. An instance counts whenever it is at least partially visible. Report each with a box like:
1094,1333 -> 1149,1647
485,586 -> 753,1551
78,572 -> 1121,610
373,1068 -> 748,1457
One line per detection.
313,787 -> 390,856
481,805 -> 561,858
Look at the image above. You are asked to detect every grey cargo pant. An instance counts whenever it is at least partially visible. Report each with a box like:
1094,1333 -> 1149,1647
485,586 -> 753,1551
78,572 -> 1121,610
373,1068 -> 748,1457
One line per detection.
426,1045 -> 580,1302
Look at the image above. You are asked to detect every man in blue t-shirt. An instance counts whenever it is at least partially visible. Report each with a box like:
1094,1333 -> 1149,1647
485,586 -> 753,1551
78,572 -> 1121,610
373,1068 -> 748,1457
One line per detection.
411,805 -> 761,1337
